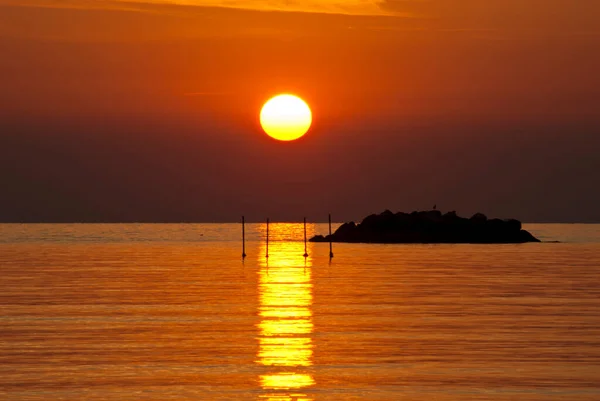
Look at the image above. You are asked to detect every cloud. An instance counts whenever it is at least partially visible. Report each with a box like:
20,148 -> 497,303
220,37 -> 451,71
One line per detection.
0,0 -> 393,16
3,0 -> 598,30
378,0 -> 600,33
0,0 -> 415,43
1,0 -> 598,43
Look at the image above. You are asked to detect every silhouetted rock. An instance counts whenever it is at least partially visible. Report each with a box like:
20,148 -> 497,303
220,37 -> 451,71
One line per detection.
310,210 -> 541,244
470,213 -> 488,222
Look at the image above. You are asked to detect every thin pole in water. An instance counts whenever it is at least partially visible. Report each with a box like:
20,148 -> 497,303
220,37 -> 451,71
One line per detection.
329,213 -> 334,258
266,218 -> 270,259
303,217 -> 309,258
242,216 -> 247,259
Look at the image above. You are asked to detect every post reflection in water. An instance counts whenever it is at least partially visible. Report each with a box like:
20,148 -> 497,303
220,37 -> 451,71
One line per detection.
256,223 -> 316,401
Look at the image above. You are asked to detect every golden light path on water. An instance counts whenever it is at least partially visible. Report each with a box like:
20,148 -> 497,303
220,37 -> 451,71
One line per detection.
256,223 -> 316,401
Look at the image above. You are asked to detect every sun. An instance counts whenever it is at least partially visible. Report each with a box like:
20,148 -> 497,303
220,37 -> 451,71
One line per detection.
260,94 -> 312,141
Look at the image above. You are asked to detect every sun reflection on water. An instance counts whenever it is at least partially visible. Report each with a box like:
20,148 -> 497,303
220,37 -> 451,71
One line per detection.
256,223 -> 315,401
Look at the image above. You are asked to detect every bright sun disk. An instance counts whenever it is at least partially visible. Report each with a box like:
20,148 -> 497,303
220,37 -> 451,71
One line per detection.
260,94 -> 312,141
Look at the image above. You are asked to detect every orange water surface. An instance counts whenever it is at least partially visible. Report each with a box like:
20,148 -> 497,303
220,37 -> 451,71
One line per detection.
0,223 -> 599,400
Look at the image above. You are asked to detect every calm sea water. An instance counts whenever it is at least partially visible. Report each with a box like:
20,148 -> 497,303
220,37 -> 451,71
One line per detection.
1,223 -> 599,400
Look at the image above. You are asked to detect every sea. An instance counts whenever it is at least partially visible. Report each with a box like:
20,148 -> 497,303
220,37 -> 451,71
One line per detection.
1,223 -> 599,401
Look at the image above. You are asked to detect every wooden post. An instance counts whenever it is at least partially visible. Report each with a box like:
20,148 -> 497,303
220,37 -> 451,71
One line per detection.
242,216 -> 247,258
329,213 -> 334,258
266,218 -> 270,259
303,217 -> 309,258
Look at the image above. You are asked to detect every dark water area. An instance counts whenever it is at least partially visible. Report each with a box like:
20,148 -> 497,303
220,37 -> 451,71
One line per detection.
1,224 -> 599,400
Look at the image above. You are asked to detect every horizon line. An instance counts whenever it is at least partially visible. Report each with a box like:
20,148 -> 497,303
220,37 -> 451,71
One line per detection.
0,221 -> 597,224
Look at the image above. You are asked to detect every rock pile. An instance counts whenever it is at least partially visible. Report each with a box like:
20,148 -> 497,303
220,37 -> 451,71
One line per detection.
310,210 -> 540,244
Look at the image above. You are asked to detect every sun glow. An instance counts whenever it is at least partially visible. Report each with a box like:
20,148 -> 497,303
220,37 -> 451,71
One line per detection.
260,94 -> 312,141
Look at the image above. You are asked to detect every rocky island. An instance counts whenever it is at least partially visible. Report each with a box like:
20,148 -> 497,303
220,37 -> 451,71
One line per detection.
310,210 -> 541,244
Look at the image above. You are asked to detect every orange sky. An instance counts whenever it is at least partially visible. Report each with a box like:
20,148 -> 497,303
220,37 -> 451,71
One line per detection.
0,1 -> 599,222
1,0 -> 598,120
